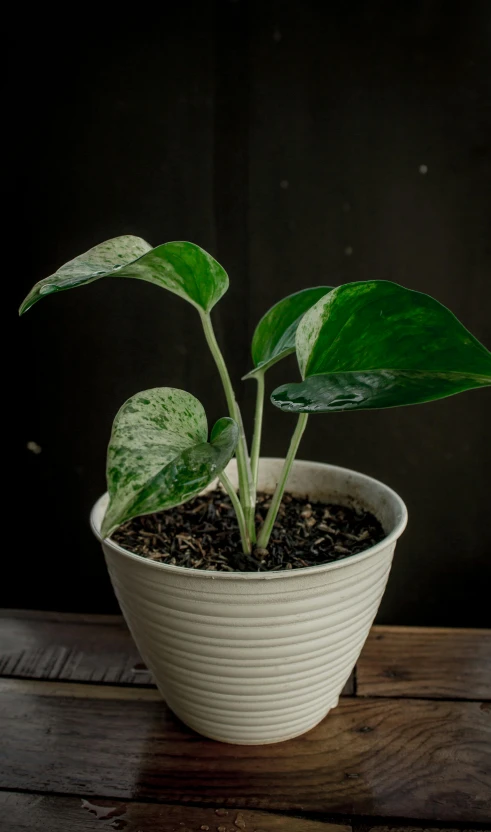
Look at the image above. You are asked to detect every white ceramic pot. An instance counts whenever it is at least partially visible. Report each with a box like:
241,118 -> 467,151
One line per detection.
91,458 -> 407,745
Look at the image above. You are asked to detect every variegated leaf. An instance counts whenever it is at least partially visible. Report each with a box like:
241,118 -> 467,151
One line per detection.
101,388 -> 238,538
19,237 -> 228,315
244,286 -> 333,378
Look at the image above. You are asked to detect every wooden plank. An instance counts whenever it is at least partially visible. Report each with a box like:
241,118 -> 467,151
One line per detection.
0,792 -> 349,832
0,610 -> 354,694
357,626 -> 491,700
0,678 -> 161,700
0,679 -> 489,822
0,610 -> 124,623
0,610 -> 154,685
355,828 -> 481,832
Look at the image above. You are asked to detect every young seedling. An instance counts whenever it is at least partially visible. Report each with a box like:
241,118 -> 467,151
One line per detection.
20,237 -> 491,557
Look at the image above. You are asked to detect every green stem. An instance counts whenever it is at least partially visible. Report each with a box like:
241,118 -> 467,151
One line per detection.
219,472 -> 251,554
250,370 -> 265,491
199,311 -> 255,523
236,405 -> 257,544
257,413 -> 309,549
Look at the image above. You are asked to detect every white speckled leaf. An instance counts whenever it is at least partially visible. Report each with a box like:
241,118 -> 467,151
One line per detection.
244,286 -> 333,378
272,281 -> 491,412
101,388 -> 238,538
19,237 -> 228,315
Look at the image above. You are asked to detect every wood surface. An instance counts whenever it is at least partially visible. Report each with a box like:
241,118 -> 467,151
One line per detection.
1,612 -> 489,827
357,625 -> 491,700
0,792 -> 350,832
0,609 -> 154,686
1,677 -> 489,821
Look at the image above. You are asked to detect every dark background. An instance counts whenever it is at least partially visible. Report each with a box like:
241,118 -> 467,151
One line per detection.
10,1 -> 491,624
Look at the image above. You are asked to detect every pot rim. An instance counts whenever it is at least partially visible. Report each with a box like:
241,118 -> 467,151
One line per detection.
90,458 -> 408,581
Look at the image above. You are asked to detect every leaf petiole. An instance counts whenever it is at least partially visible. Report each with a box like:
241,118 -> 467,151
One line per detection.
199,311 -> 255,527
219,471 -> 251,554
257,413 -> 308,549
250,369 -> 265,491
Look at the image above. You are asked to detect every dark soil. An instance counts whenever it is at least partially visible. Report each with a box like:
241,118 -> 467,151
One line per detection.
111,490 -> 385,572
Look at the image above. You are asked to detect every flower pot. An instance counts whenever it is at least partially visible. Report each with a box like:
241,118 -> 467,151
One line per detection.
91,458 -> 407,745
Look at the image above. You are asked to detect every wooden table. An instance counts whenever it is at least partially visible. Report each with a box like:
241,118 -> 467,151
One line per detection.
0,611 -> 489,830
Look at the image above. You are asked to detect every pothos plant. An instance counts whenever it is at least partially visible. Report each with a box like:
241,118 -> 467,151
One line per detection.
20,237 -> 491,556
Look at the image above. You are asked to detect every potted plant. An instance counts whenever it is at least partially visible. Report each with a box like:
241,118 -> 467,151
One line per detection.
20,237 -> 491,744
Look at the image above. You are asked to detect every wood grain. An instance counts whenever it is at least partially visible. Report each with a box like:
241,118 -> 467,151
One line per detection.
357,626 -> 491,700
0,792 -> 350,832
0,609 -> 354,696
0,678 -> 489,822
0,610 -> 154,685
356,828 -> 480,832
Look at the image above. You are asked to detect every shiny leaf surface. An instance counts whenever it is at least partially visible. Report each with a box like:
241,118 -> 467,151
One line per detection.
271,281 -> 491,412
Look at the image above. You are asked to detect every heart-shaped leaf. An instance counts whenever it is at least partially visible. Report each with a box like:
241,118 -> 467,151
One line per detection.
244,286 -> 333,377
19,237 -> 228,315
101,387 -> 238,538
271,281 -> 491,412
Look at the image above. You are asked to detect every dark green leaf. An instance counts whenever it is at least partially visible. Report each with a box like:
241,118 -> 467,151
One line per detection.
244,286 -> 333,377
101,388 -> 238,538
271,281 -> 491,412
19,237 -> 228,315
272,370 -> 491,412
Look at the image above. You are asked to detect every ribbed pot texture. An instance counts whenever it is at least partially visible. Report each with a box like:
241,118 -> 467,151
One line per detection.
91,458 -> 407,744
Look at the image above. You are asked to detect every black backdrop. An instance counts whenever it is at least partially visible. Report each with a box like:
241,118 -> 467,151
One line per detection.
10,1 -> 491,625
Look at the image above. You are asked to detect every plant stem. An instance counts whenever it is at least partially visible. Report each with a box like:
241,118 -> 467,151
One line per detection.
236,405 -> 257,544
256,413 -> 309,549
199,311 -> 255,524
219,471 -> 251,554
250,370 -> 265,491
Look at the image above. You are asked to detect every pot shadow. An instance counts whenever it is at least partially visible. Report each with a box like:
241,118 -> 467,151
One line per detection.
131,697 -> 378,817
